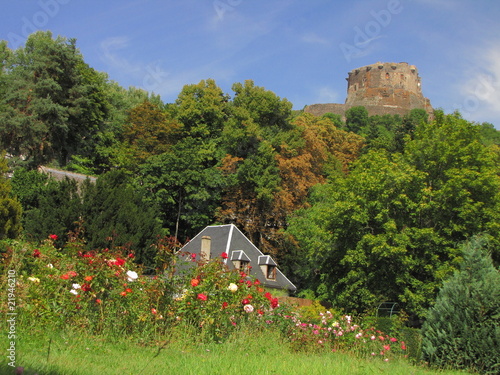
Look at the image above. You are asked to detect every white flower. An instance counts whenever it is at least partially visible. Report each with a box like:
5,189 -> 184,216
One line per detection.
47,264 -> 54,268
28,277 -> 40,283
243,304 -> 254,313
72,283 -> 81,290
69,289 -> 78,295
227,283 -> 238,292
126,270 -> 138,282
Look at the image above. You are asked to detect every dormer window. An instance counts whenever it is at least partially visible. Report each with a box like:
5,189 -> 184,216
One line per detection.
231,250 -> 251,274
258,255 -> 277,281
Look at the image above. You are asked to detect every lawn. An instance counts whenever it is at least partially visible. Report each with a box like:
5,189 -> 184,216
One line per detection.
3,328 -> 475,375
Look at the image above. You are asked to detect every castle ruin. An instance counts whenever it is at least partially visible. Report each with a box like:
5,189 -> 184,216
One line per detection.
304,62 -> 433,119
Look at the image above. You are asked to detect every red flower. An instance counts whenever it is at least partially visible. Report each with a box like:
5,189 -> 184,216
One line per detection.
242,298 -> 250,305
120,291 -> 127,297
254,279 -> 261,286
197,293 -> 207,301
264,292 -> 272,300
128,253 -> 135,258
190,278 -> 200,287
125,288 -> 132,293
113,258 -> 126,266
49,234 -> 58,241
81,284 -> 91,292
151,308 -> 157,315
390,337 -> 398,342
190,253 -> 197,262
240,272 -> 247,278
96,299 -> 102,304
257,309 -> 264,315
401,341 -> 407,350
221,252 -> 228,259
246,280 -> 252,287
33,249 -> 41,258
383,345 -> 391,351
270,298 -> 279,309
68,271 -> 77,277
60,274 -> 70,280
84,276 -> 93,282
222,302 -> 228,309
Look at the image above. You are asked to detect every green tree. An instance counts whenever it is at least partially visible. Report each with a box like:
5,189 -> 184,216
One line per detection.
22,176 -> 81,245
82,170 -> 164,267
122,100 -> 181,164
137,137 -> 223,242
421,236 -> 500,374
0,32 -> 109,166
174,79 -> 229,138
345,106 -> 368,134
0,155 -> 22,239
287,114 -> 500,319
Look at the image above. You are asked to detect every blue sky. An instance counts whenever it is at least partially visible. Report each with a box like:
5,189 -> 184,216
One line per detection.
1,0 -> 500,126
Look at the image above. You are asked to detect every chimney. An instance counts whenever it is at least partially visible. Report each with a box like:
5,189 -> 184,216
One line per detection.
200,236 -> 211,261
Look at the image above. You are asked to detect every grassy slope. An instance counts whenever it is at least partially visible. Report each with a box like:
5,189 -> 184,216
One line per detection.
1,329 -> 475,375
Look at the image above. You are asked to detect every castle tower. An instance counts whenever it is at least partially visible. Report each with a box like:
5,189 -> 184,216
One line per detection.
344,62 -> 432,116
304,62 -> 433,119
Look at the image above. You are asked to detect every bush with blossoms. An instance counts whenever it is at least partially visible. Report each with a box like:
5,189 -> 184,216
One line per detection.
2,234 -> 174,337
284,311 -> 408,361
168,252 -> 287,341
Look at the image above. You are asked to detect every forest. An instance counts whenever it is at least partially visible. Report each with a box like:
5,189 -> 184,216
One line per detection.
1,31 -> 500,323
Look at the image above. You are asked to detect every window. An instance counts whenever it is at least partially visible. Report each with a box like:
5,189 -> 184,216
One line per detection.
266,265 -> 276,280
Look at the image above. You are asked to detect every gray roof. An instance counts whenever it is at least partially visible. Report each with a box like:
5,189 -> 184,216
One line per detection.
178,224 -> 296,292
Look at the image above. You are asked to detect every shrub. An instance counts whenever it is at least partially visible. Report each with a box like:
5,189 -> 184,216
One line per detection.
421,236 -> 500,374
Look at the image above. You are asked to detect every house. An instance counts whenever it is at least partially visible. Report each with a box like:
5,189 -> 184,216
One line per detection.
177,224 -> 296,294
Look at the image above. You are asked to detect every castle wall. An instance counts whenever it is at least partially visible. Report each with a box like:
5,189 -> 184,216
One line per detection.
304,62 -> 433,119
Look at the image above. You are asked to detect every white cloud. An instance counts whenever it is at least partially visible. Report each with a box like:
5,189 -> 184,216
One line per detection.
301,32 -> 330,46
458,45 -> 500,123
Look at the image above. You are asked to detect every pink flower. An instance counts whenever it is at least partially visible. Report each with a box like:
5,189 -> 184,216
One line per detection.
197,293 -> 207,301
151,308 -> 157,315
190,253 -> 196,261
383,345 -> 391,351
390,337 -> 398,342
49,234 -> 58,241
401,341 -> 407,350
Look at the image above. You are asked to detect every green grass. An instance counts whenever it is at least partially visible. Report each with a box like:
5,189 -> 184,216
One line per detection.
1,328 -> 476,375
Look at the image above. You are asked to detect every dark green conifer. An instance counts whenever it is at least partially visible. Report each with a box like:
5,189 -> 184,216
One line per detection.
421,236 -> 500,374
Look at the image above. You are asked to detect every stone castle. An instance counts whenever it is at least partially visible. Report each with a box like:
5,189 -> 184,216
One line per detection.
304,62 -> 433,119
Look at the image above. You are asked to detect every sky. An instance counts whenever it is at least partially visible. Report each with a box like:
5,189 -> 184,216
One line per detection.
1,0 -> 500,126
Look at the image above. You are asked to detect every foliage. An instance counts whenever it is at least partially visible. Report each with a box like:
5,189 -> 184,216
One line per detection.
0,31 -> 108,166
122,100 -> 181,164
81,170 -> 164,267
421,236 -> 500,374
345,106 -> 369,134
0,154 -> 22,239
287,114 -> 500,321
